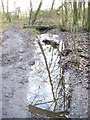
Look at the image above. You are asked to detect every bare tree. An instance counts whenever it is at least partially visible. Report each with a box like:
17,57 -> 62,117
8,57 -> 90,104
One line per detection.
62,0 -> 64,28
1,0 -> 6,22
65,0 -> 68,29
14,0 -> 17,19
69,1 -> 73,32
32,0 -> 42,25
51,0 -> 55,10
29,0 -> 32,25
6,0 -> 11,22
78,1 -> 82,20
1,0 -> 5,14
88,1 -> 90,32
73,1 -> 78,27
83,0 -> 85,27
7,0 -> 8,13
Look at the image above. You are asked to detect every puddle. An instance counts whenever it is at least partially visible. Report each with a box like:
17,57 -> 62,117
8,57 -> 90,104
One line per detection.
27,33 -> 72,117
2,27 -> 88,118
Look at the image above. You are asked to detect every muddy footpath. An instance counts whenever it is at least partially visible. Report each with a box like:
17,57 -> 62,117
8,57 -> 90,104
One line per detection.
0,25 -> 89,118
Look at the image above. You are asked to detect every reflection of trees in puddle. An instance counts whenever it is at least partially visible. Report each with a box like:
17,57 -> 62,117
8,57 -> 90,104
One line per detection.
29,34 -> 72,118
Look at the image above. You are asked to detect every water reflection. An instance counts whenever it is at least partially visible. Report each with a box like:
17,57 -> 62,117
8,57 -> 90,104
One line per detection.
27,33 -> 72,118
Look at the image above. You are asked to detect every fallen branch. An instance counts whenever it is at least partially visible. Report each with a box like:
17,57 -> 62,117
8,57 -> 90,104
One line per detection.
28,104 -> 69,117
79,54 -> 89,60
23,25 -> 57,32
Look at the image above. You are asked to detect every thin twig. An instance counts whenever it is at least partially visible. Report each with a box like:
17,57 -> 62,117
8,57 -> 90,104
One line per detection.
37,38 -> 56,109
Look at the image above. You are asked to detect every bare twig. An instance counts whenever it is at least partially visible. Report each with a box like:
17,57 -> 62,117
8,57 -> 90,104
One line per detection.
37,37 -> 57,109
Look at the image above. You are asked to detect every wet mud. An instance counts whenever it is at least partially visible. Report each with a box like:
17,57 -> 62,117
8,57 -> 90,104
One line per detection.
1,26 -> 88,118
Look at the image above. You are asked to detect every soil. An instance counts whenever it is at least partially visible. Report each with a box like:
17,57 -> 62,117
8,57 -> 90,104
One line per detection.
1,25 -> 89,118
1,25 -> 36,118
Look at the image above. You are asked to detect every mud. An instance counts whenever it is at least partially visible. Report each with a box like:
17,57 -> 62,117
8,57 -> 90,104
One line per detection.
1,25 -> 36,118
1,25 -> 88,118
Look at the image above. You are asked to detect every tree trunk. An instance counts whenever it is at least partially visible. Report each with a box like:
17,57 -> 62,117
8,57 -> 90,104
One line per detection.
65,0 -> 68,29
73,2 -> 78,27
32,0 -> 42,25
29,0 -> 32,25
1,0 -> 6,22
70,2 -> 73,32
83,1 -> 85,27
6,0 -> 11,22
51,0 -> 55,10
78,2 -> 82,20
7,0 -> 8,13
62,0 -> 64,28
1,0 -> 5,14
88,1 -> 90,32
